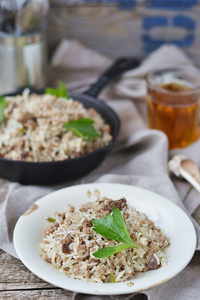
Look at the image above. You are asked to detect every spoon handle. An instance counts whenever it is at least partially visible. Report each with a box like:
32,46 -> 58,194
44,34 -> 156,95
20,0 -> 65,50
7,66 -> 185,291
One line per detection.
180,168 -> 200,194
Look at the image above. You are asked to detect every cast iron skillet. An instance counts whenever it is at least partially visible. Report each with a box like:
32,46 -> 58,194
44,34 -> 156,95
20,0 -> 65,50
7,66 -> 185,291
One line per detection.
0,58 -> 139,185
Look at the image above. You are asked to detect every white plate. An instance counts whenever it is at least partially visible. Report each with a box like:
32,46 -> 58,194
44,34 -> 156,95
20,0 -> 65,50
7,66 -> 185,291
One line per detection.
13,183 -> 197,295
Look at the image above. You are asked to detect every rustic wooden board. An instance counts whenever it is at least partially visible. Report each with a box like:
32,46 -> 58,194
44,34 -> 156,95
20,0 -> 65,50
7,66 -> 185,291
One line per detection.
47,1 -> 200,67
50,1 -> 200,8
0,251 -> 51,290
0,289 -> 72,300
0,250 -> 73,298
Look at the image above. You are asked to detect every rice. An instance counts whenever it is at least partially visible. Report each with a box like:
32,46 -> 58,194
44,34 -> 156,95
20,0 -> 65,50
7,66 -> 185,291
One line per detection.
40,197 -> 170,283
0,89 -> 112,162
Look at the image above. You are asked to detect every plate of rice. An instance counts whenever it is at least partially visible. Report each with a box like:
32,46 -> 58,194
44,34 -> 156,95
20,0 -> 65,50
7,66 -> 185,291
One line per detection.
13,183 -> 196,295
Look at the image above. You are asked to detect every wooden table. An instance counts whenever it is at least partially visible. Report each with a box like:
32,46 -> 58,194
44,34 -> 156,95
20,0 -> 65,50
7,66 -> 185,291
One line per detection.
0,249 -> 72,299
1,206 -> 200,299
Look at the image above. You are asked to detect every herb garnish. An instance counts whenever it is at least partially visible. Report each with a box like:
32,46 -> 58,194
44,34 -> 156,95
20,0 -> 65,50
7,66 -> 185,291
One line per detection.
110,274 -> 116,283
45,81 -> 70,99
0,96 -> 6,121
64,118 -> 100,140
43,216 -> 56,223
91,207 -> 139,258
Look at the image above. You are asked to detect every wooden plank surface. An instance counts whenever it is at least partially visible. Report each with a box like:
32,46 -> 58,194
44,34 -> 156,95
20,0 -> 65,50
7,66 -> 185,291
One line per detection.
47,2 -> 200,67
0,250 -> 73,299
49,0 -> 200,7
0,250 -> 52,290
0,289 -> 72,300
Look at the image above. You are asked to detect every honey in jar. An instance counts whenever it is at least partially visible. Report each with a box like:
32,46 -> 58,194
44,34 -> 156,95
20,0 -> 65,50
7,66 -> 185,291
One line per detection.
146,81 -> 200,149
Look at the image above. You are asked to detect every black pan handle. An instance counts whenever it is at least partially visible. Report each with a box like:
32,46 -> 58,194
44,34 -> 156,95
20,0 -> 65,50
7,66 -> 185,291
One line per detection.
83,57 -> 140,98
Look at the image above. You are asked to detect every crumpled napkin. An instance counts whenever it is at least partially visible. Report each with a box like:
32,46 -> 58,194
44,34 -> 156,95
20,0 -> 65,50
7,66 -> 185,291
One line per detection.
0,40 -> 200,300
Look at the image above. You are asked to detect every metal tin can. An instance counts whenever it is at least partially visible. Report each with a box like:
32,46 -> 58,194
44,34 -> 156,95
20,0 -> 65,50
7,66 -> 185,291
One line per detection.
0,30 -> 47,94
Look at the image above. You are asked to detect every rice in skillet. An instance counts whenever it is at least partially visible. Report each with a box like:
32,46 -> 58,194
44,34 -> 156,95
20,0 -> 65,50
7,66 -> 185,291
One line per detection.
40,197 -> 170,283
0,89 -> 112,161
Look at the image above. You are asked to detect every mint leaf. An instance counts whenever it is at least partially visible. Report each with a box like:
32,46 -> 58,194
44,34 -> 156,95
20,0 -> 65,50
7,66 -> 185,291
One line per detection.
93,243 -> 131,258
64,118 -> 100,140
45,81 -> 70,99
0,96 -> 6,121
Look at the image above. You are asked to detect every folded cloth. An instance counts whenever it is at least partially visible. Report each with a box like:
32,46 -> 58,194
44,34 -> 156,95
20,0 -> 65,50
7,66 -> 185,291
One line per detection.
0,40 -> 200,300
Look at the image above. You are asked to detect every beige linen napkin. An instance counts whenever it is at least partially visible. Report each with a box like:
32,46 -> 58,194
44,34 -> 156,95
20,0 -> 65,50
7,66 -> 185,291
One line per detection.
0,40 -> 200,300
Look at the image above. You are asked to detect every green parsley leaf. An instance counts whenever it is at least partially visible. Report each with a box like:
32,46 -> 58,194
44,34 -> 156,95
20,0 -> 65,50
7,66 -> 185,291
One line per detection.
93,243 -> 131,258
112,207 -> 133,245
64,118 -> 100,140
110,274 -> 116,283
45,81 -> 70,99
43,216 -> 56,223
91,207 -> 139,258
92,208 -> 136,246
0,96 -> 6,121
